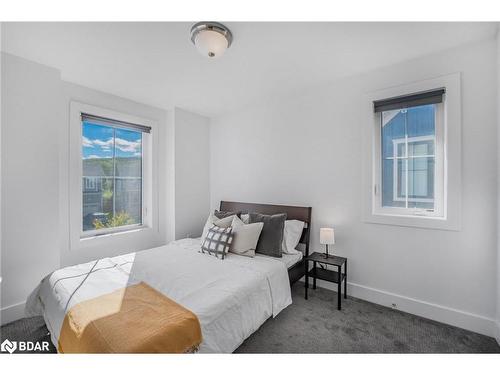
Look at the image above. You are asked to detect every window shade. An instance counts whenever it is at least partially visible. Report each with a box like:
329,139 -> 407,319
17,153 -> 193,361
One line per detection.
81,113 -> 151,133
373,88 -> 445,113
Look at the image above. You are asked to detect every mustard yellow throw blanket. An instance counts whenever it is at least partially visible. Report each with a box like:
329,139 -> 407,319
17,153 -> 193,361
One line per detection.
58,282 -> 202,353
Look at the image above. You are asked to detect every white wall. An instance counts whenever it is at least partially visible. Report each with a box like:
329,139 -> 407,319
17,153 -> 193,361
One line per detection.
166,110 -> 176,242
173,108 -> 210,239
0,23 -> 3,323
164,107 -> 211,241
164,107 -> 210,241
210,39 -> 498,336
496,30 -> 500,343
1,53 -> 62,322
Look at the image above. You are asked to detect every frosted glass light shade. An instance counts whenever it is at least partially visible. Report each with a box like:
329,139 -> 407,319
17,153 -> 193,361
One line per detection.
191,22 -> 232,59
320,228 -> 335,245
194,29 -> 229,58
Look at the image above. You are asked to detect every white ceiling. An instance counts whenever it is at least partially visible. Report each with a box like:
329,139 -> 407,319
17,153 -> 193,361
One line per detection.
2,22 -> 497,117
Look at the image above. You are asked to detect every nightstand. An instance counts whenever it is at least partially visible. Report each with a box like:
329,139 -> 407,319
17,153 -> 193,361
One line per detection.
304,252 -> 347,310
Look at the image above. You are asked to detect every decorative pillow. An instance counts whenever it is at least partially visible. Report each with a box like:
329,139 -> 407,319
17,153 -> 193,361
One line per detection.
229,216 -> 264,257
249,212 -> 287,258
240,213 -> 250,224
214,210 -> 240,219
201,213 -> 235,244
200,225 -> 234,260
281,220 -> 305,255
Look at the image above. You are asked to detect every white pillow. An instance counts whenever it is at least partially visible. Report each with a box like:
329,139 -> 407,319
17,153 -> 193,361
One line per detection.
229,216 -> 264,257
281,220 -> 305,254
241,213 -> 250,224
200,213 -> 235,244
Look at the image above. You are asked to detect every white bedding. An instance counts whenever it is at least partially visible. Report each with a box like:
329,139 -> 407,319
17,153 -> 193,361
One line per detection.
257,251 -> 303,269
25,238 -> 292,353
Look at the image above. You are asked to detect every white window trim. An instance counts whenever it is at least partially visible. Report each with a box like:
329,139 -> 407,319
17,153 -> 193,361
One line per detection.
362,73 -> 462,231
69,102 -> 159,250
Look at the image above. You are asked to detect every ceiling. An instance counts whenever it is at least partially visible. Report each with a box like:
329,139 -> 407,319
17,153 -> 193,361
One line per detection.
1,22 -> 497,117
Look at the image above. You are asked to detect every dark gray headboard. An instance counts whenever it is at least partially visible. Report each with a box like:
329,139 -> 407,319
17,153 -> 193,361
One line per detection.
219,201 -> 312,257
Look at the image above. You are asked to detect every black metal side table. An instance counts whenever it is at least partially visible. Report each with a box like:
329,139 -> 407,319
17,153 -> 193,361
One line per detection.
304,252 -> 347,310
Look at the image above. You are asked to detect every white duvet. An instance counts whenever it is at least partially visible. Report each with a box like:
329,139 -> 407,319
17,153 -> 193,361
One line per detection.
25,238 -> 292,353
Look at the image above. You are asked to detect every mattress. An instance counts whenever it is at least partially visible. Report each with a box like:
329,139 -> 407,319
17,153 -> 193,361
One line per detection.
256,251 -> 303,269
25,238 -> 292,353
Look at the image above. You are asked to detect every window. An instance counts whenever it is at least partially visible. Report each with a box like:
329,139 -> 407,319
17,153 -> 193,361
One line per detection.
80,113 -> 151,237
69,102 -> 158,250
374,89 -> 445,218
363,74 -> 461,230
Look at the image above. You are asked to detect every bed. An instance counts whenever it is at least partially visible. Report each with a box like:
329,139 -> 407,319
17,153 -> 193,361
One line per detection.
25,201 -> 312,353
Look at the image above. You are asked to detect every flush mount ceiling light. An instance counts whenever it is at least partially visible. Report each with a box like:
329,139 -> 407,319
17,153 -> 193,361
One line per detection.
190,22 -> 233,58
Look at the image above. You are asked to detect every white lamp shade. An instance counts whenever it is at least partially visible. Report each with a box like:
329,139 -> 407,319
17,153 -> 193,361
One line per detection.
320,228 -> 335,245
194,29 -> 229,58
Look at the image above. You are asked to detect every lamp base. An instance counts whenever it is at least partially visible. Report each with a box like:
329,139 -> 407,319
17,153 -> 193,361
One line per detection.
324,244 -> 329,258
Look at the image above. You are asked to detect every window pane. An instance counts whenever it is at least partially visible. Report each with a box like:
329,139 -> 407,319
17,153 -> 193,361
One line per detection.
82,121 -> 143,232
407,157 -> 434,199
82,122 -> 114,176
407,104 -> 435,138
82,177 -> 114,231
114,128 -> 142,227
381,104 -> 436,210
114,128 -> 142,177
115,179 -> 142,225
381,109 -> 406,159
382,158 -> 405,208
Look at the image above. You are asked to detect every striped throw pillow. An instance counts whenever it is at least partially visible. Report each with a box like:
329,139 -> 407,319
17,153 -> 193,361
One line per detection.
200,225 -> 234,259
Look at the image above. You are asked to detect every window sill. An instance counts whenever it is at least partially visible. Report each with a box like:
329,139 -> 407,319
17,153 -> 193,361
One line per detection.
80,225 -> 149,241
363,211 -> 460,231
71,225 -> 156,252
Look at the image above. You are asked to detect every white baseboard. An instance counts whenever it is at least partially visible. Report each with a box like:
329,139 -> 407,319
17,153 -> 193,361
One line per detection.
1,301 -> 26,325
308,278 -> 496,338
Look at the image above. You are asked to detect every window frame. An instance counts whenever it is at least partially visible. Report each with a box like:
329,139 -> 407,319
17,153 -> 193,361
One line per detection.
69,102 -> 158,250
362,73 -> 462,231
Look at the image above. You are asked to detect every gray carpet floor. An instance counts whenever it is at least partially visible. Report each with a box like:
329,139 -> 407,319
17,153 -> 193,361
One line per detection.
236,283 -> 500,353
2,282 -> 499,353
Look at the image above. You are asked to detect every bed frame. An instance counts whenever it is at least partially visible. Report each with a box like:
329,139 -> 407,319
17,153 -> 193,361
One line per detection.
219,201 -> 311,285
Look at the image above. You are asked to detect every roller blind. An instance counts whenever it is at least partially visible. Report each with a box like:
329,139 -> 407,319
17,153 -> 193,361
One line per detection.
81,113 -> 151,133
373,88 -> 445,113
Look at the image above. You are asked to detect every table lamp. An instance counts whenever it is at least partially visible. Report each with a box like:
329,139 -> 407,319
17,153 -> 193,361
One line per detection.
320,227 -> 335,258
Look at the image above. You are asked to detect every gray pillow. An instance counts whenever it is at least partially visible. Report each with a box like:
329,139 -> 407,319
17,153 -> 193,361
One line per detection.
249,212 -> 287,258
214,210 -> 240,219
200,225 -> 234,260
